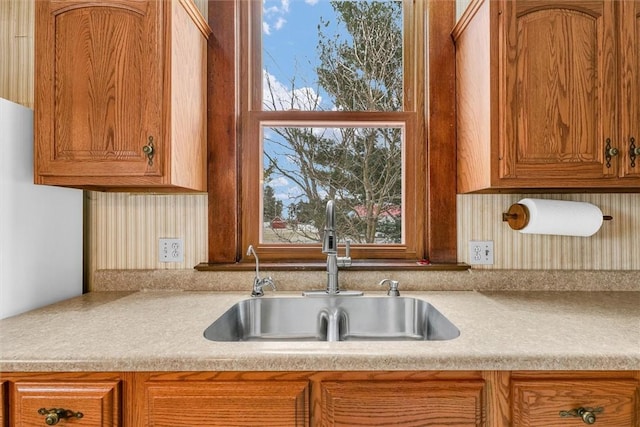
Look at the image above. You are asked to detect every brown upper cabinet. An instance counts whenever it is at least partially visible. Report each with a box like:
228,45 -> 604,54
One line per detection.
34,0 -> 210,192
453,0 -> 640,193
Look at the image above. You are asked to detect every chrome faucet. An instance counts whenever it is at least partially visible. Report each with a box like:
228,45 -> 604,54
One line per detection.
247,245 -> 275,297
304,200 -> 362,296
323,200 -> 349,294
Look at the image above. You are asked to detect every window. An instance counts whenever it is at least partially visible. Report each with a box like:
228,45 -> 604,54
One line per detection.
205,0 -> 457,265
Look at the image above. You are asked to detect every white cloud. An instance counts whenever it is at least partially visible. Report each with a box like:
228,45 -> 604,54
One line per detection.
305,0 -> 319,5
263,0 -> 290,34
268,177 -> 289,187
274,17 -> 287,31
264,5 -> 280,15
263,0 -> 289,15
262,70 -> 322,111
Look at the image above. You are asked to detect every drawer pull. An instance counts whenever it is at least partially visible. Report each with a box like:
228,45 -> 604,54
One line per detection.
38,408 -> 84,425
559,407 -> 603,425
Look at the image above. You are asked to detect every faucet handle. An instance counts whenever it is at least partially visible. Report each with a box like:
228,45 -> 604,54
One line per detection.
337,239 -> 352,267
252,276 -> 276,297
379,279 -> 400,296
263,276 -> 276,291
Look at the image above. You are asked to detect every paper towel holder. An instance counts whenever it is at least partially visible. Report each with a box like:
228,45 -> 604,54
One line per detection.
502,203 -> 612,231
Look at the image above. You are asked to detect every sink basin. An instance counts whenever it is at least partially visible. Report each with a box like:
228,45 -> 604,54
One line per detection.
203,296 -> 459,342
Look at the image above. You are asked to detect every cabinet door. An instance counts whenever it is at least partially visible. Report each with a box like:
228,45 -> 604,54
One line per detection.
512,379 -> 638,427
145,381 -> 309,426
1,381 -> 4,427
502,1 -> 618,183
12,381 -> 120,426
620,0 -> 640,180
319,380 -> 484,426
35,0 -> 163,182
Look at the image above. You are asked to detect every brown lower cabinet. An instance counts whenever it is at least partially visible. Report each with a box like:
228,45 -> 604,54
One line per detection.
0,371 -> 638,426
319,379 -> 483,426
12,381 -> 120,426
3,373 -> 124,427
0,381 -> 4,426
145,380 -> 309,427
511,376 -> 639,427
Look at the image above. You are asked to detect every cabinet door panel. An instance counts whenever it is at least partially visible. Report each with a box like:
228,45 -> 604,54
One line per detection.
503,1 -> 617,182
319,380 -> 484,426
35,0 -> 162,179
512,379 -> 638,427
620,1 -> 640,180
1,381 -> 4,427
145,381 -> 309,426
12,381 -> 120,427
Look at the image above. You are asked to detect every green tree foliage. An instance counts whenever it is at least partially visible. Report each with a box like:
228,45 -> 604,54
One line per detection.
317,1 -> 403,112
263,185 -> 283,221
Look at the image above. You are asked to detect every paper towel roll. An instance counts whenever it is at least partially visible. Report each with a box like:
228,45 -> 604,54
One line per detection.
516,198 -> 604,237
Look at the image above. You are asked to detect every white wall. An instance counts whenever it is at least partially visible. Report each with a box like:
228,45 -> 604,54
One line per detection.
0,98 -> 82,319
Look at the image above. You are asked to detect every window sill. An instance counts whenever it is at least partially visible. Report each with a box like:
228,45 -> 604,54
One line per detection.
195,260 -> 470,272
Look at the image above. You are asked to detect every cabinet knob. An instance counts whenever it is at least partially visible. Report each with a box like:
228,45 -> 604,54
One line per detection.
38,408 -> 84,425
606,147 -> 619,157
142,136 -> 155,166
605,138 -> 618,168
559,407 -> 603,425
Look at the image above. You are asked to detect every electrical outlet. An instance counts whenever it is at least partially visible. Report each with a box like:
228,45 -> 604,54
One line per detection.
468,240 -> 494,265
159,238 -> 184,262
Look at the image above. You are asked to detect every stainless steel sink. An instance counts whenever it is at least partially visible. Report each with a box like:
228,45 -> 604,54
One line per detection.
203,296 -> 459,342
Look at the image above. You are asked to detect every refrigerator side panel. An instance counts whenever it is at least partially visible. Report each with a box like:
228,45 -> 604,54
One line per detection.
0,97 -> 82,319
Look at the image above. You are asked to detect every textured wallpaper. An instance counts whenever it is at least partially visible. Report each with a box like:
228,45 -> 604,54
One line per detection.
0,0 -> 34,108
86,192 -> 640,271
457,193 -> 640,270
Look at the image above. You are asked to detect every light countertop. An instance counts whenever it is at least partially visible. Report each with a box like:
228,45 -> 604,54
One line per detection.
1,291 -> 638,372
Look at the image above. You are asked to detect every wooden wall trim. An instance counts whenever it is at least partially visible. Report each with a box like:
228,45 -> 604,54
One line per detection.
426,0 -> 457,263
207,0 -> 238,262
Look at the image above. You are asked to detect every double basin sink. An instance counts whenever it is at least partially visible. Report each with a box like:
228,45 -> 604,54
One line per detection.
204,296 -> 459,342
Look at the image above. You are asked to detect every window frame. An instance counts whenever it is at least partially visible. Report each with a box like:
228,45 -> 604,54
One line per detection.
204,0 -> 457,266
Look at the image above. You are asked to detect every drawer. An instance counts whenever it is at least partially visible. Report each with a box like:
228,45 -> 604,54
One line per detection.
512,379 -> 638,426
145,380 -> 309,426
12,381 -> 120,426
319,380 -> 484,426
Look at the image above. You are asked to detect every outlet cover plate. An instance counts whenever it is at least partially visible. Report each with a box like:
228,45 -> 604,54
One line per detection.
159,238 -> 184,263
468,240 -> 494,265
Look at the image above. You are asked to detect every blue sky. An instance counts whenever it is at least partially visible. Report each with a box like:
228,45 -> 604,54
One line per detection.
262,0 -> 338,111
262,1 -> 331,86
261,0 -> 339,208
